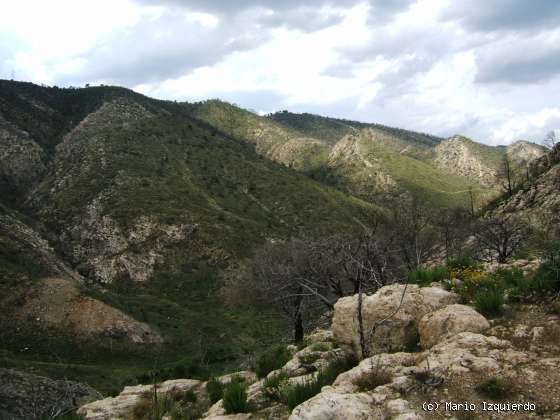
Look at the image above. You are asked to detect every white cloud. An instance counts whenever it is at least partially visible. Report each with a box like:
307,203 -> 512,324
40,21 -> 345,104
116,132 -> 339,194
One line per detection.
1,0 -> 559,145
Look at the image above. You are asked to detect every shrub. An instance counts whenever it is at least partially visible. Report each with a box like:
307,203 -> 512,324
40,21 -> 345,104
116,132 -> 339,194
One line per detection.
408,266 -> 448,286
447,255 -> 478,270
285,355 -> 357,410
474,287 -> 504,317
452,267 -> 505,303
530,261 -> 560,293
495,267 -> 524,288
475,377 -> 511,400
299,352 -> 321,365
263,370 -> 289,400
309,342 -> 332,352
255,345 -> 291,378
206,377 -> 224,404
132,395 -> 153,418
285,376 -> 323,410
413,368 -> 443,388
183,389 -> 198,403
222,380 -> 249,414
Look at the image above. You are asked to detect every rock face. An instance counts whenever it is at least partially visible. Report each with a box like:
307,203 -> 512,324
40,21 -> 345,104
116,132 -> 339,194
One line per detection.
507,140 -> 546,165
434,136 -> 498,186
0,119 -> 46,199
0,368 -> 101,420
332,284 -> 460,358
418,304 -> 490,349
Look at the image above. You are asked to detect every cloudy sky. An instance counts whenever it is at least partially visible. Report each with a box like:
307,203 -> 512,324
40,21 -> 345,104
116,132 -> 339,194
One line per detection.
1,0 -> 559,145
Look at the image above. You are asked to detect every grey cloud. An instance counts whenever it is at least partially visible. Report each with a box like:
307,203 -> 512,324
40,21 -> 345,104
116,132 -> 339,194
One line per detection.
55,11 -> 268,86
135,0 -> 359,14
134,0 -> 360,31
258,8 -> 346,32
476,37 -> 560,84
442,0 -> 560,32
366,0 -> 415,24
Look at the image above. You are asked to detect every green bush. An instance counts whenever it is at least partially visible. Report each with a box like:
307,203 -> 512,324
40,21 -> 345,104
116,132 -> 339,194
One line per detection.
299,352 -> 321,365
263,370 -> 288,400
446,255 -> 478,270
474,287 -> 504,317
495,267 -> 524,288
222,380 -> 249,414
309,342 -> 332,352
285,355 -> 357,410
206,377 -> 224,404
182,389 -> 198,403
285,376 -> 323,410
530,261 -> 560,293
255,345 -> 291,378
475,377 -> 511,400
408,266 -> 448,286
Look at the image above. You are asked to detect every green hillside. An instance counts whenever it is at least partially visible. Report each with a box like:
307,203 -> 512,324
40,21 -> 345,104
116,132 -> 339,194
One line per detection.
0,81 -> 378,393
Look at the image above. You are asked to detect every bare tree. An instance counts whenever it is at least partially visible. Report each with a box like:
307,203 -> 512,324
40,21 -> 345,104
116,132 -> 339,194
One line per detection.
499,155 -> 516,197
474,214 -> 530,263
432,207 -> 474,260
543,130 -> 558,150
386,198 -> 439,270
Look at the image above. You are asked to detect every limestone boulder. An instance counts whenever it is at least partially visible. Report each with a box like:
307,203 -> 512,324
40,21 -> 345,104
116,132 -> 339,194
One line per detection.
417,332 -> 531,376
332,284 -> 460,358
418,304 -> 490,349
288,386 -> 385,420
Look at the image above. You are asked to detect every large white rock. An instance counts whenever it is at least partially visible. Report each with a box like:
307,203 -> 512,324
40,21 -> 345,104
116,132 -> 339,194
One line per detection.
418,304 -> 490,349
288,386 -> 385,420
332,284 -> 460,358
417,332 -> 530,376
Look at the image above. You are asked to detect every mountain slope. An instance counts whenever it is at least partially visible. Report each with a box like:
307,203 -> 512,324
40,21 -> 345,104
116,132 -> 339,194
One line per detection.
0,81 -> 379,392
189,103 -> 545,209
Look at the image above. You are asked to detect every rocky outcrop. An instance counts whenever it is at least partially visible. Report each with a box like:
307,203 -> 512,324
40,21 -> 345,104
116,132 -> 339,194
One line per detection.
332,284 -> 460,358
63,201 -> 198,283
0,120 -> 46,198
0,368 -> 101,420
418,304 -> 490,349
434,135 -> 498,186
291,330 -> 534,419
507,140 -> 546,164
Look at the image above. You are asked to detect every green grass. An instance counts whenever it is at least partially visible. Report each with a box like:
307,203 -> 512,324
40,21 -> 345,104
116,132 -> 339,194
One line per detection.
446,255 -> 479,270
263,370 -> 289,401
255,345 -> 291,378
408,266 -> 449,286
223,380 -> 249,414
474,287 -> 504,317
206,378 -> 224,404
309,342 -> 332,352
285,355 -> 357,410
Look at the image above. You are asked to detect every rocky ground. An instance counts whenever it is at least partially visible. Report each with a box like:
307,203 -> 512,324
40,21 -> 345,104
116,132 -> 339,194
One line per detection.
73,282 -> 560,420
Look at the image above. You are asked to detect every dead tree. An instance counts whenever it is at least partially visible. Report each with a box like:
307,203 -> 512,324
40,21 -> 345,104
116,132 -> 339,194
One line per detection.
474,214 -> 529,263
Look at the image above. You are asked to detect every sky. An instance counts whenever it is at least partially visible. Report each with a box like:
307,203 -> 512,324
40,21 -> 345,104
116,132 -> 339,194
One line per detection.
1,0 -> 559,145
